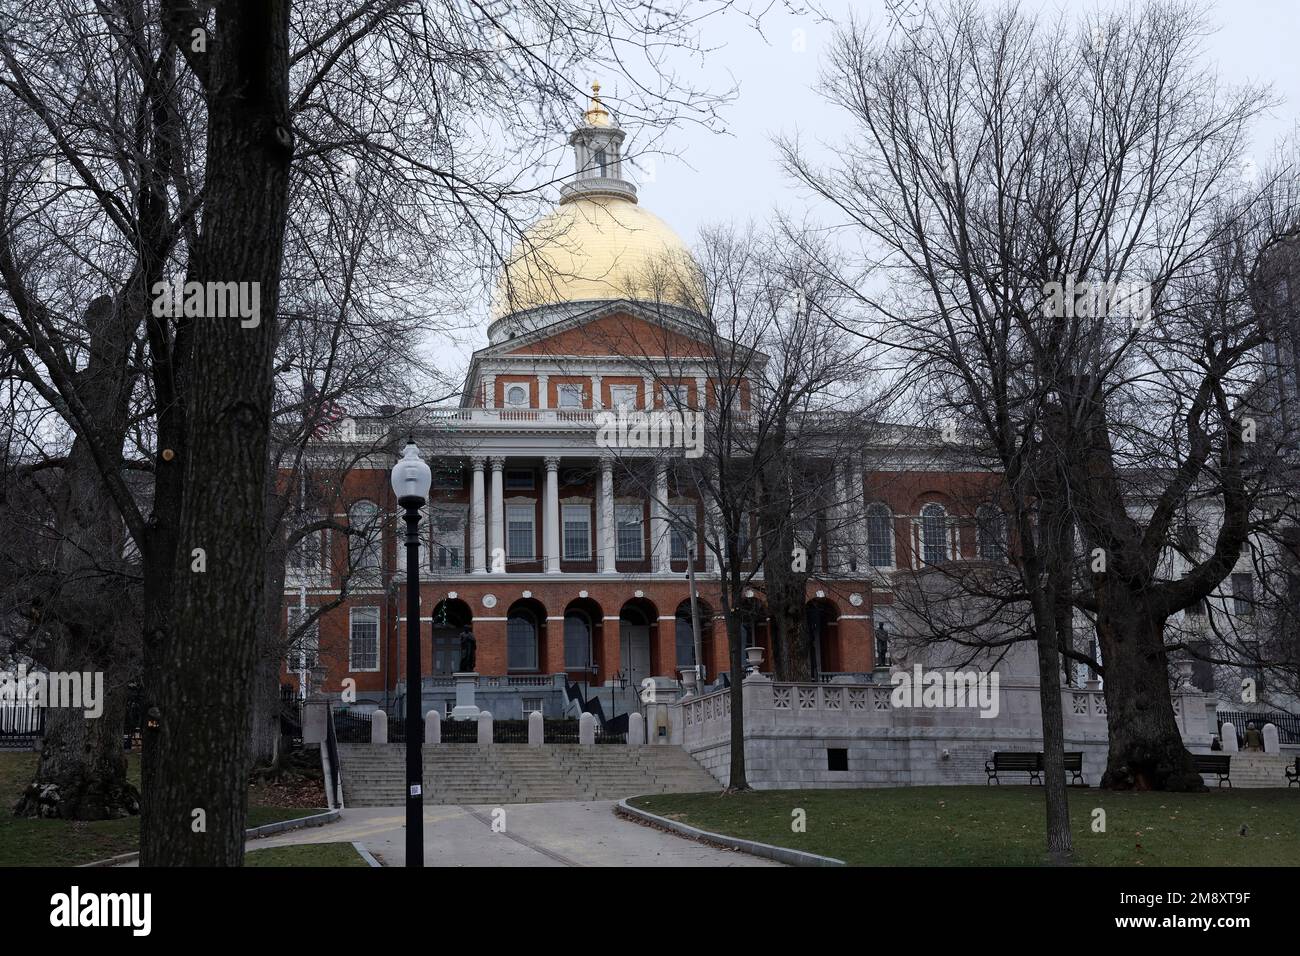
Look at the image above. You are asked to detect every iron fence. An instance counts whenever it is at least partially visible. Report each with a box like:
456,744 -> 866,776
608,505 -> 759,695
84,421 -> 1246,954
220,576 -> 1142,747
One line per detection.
1217,711 -> 1300,744
333,709 -> 372,743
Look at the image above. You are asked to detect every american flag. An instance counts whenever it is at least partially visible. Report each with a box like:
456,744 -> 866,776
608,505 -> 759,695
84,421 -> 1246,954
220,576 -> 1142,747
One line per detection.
303,380 -> 346,440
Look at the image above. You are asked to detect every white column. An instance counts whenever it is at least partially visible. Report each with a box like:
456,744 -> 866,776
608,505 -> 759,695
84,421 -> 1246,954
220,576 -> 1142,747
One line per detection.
833,462 -> 851,573
592,374 -> 603,408
484,374 -> 497,408
489,456 -> 505,572
544,455 -> 561,574
651,459 -> 670,572
643,375 -> 655,408
695,374 -> 707,409
599,456 -> 617,574
537,374 -> 549,409
470,456 -> 487,573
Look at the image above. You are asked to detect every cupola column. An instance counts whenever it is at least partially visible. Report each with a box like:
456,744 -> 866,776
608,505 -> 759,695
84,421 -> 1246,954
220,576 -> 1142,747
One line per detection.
651,459 -> 670,572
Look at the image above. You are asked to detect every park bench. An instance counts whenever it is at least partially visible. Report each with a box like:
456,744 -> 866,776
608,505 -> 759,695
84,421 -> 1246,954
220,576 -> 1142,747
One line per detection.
985,751 -> 1087,786
1194,754 -> 1232,788
1287,757 -> 1298,788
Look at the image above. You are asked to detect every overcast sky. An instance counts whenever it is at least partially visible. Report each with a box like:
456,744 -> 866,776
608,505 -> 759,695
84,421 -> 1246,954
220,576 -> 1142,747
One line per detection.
434,0 -> 1300,385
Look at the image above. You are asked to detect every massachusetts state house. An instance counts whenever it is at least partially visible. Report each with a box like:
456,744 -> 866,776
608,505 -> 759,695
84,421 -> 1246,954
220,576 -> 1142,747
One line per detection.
282,86 -> 1001,722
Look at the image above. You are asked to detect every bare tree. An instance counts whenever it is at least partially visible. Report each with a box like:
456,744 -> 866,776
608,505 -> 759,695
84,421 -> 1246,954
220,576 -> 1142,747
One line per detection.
0,0 -> 743,863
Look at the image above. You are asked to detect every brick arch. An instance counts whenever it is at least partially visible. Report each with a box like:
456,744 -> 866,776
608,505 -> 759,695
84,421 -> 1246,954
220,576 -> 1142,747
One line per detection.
805,598 -> 841,675
505,597 -> 549,673
563,596 -> 603,679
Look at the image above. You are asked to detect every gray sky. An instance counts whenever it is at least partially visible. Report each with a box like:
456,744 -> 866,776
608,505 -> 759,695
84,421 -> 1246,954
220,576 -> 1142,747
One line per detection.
435,0 -> 1299,385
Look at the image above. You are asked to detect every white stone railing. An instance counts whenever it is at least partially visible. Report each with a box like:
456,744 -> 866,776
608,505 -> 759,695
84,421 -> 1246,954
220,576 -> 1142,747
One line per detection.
676,676 -> 1213,749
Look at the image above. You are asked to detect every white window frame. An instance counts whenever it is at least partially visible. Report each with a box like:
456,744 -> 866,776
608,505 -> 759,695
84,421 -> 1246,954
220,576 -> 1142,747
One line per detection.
669,503 -> 695,561
865,503 -> 894,568
506,502 -> 536,560
616,503 -> 644,560
562,503 -> 591,560
609,384 -> 637,410
662,383 -> 689,408
349,606 -> 381,672
430,503 -> 467,570
557,383 -> 584,408
349,500 -> 382,573
507,609 -> 539,671
504,383 -> 529,407
918,503 -> 953,566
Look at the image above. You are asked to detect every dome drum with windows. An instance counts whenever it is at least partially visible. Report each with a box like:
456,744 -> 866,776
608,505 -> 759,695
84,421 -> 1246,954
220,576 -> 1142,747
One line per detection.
489,83 -> 700,343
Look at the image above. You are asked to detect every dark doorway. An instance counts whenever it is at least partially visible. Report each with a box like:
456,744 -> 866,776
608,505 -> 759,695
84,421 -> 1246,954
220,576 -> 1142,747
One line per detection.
431,598 -> 473,675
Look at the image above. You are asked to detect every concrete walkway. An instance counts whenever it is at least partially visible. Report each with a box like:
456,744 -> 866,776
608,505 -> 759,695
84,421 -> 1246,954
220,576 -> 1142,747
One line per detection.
249,801 -> 778,867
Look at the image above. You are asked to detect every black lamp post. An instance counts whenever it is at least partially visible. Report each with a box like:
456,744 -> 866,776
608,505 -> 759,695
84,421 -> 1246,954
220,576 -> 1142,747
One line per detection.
391,439 -> 431,867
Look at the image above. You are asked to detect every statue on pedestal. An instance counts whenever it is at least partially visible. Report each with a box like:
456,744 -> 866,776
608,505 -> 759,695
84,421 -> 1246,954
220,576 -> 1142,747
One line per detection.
458,627 -> 476,673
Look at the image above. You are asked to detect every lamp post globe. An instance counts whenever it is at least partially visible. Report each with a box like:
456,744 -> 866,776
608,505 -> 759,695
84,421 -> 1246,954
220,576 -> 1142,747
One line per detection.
391,440 -> 432,507
390,438 -> 430,867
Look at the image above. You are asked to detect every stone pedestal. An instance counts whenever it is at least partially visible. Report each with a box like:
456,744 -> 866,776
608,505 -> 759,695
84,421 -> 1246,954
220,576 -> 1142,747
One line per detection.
1220,721 -> 1238,752
1263,723 -> 1280,753
450,672 -> 481,720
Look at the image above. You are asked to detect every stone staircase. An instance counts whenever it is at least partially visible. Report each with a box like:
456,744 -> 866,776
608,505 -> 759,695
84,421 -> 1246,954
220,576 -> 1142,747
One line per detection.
1206,753 -> 1297,788
337,743 -> 719,807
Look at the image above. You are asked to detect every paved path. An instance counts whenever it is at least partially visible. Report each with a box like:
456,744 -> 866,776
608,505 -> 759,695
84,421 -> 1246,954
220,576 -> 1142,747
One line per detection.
249,801 -> 778,867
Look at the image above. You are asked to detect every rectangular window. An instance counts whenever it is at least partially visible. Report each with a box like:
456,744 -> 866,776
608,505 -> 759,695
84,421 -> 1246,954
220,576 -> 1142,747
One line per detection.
736,513 -> 751,561
287,518 -> 322,572
557,384 -> 584,408
507,503 -> 536,559
616,504 -> 644,560
431,505 -> 466,570
662,383 -> 689,407
505,468 -> 534,490
286,606 -> 319,670
562,504 -> 591,560
349,607 -> 380,672
670,504 -> 695,561
522,697 -> 543,716
1232,573 -> 1254,616
609,385 -> 637,409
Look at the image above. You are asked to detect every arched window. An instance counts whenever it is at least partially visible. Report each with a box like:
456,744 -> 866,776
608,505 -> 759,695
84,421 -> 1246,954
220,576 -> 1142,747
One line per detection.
977,505 -> 1008,561
920,503 -> 948,566
507,608 -> 538,672
349,500 -> 381,571
866,503 -> 893,567
563,610 -> 592,671
505,384 -> 528,407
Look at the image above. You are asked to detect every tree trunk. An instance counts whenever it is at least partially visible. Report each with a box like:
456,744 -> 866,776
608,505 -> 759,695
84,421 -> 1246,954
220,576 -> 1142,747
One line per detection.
721,585 -> 750,792
139,2 -> 293,866
1096,594 -> 1204,791
14,630 -> 137,819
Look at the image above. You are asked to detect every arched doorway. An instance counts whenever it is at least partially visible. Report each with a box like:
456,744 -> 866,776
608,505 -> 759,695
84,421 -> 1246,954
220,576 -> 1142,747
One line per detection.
563,597 -> 603,679
431,598 -> 473,675
505,597 -> 547,673
805,599 -> 839,677
618,597 -> 658,689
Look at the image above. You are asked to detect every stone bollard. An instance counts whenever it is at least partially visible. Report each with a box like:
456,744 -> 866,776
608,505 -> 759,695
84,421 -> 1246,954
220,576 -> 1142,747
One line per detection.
627,712 -> 645,746
1263,723 -> 1280,753
372,710 -> 388,745
579,712 -> 595,746
477,710 -> 493,746
1220,721 -> 1238,753
528,710 -> 543,747
425,710 -> 441,745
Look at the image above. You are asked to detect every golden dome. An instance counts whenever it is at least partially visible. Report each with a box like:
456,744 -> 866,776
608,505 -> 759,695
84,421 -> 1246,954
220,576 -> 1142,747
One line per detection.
492,194 -> 699,319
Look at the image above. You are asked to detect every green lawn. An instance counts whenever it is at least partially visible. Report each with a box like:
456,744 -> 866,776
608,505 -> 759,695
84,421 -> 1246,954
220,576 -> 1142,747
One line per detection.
0,752 -> 323,867
629,786 -> 1300,866
245,842 -> 367,867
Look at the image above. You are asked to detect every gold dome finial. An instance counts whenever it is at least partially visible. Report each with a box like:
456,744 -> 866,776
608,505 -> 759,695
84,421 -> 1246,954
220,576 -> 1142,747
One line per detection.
583,80 -> 612,127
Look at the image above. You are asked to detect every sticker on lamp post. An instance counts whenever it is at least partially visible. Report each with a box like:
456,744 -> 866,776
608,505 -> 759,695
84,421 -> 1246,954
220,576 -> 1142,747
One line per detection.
409,784 -> 422,797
